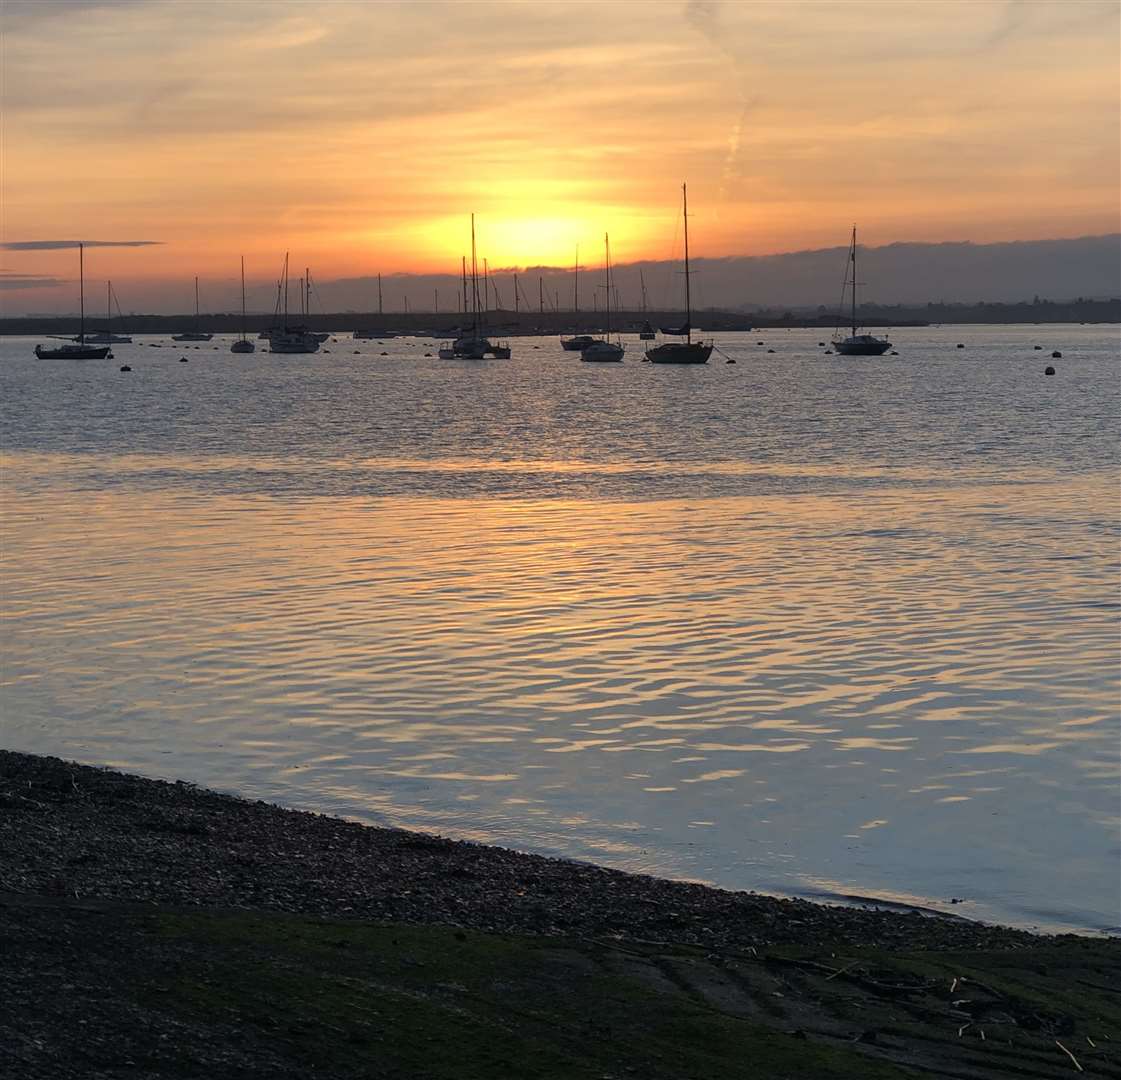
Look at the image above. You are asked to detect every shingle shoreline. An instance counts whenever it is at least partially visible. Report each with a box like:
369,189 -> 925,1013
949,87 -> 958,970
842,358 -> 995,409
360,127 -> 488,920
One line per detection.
0,749 -> 1046,950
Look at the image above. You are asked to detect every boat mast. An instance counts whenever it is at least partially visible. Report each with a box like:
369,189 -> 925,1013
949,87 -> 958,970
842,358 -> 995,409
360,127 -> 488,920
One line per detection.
194,275 -> 200,333
107,279 -> 112,337
378,273 -> 383,316
573,246 -> 579,317
514,272 -> 519,315
283,253 -> 289,329
538,276 -> 544,315
470,214 -> 479,337
640,269 -> 648,313
305,268 -> 310,321
604,233 -> 611,340
240,256 -> 247,341
461,256 -> 467,316
682,183 -> 692,344
851,225 -> 857,336
79,243 -> 85,343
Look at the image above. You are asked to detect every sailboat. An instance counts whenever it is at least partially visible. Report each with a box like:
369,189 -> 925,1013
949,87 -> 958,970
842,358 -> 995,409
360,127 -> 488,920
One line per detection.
231,256 -> 255,353
831,226 -> 891,356
353,273 -> 400,339
82,281 -> 132,344
438,215 -> 492,359
638,269 -> 655,339
172,277 -> 213,341
581,234 -> 625,362
34,244 -> 111,359
560,247 -> 595,352
646,184 -> 712,364
268,254 -> 320,353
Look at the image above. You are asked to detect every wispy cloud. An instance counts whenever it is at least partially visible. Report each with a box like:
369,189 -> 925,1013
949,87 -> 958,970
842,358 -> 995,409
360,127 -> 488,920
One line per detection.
0,271 -> 65,289
1,240 -> 163,250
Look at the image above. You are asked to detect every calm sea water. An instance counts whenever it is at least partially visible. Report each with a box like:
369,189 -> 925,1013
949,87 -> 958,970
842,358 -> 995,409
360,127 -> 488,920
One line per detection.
1,325 -> 1118,932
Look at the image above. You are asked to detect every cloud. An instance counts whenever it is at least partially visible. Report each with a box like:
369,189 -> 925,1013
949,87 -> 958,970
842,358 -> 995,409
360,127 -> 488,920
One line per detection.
1,240 -> 163,250
0,272 -> 65,290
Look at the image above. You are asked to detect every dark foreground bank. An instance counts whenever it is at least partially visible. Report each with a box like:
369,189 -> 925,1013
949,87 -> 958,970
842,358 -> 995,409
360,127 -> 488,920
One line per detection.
2,750 -> 1117,1079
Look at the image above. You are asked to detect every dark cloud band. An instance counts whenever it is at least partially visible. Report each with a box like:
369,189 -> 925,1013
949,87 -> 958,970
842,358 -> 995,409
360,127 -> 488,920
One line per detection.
1,240 -> 163,250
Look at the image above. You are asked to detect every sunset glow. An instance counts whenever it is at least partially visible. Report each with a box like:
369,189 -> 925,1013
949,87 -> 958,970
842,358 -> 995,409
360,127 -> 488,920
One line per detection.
2,0 -> 1118,312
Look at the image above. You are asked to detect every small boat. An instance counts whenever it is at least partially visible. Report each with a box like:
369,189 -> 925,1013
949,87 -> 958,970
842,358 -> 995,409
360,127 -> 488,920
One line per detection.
560,247 -> 592,351
439,215 -> 501,359
581,233 -> 624,362
831,226 -> 891,356
231,256 -> 255,354
34,244 -> 111,359
265,254 -> 320,353
172,277 -> 213,341
646,184 -> 712,365
353,275 -> 394,338
82,282 -> 132,344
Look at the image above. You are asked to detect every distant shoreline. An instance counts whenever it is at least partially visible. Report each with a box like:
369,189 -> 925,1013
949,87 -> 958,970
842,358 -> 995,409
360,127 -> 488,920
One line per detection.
2,298 -> 1118,338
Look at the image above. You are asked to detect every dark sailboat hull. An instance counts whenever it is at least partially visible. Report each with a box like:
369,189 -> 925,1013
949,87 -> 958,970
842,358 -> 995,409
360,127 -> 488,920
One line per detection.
833,337 -> 891,356
35,344 -> 111,359
646,341 -> 712,365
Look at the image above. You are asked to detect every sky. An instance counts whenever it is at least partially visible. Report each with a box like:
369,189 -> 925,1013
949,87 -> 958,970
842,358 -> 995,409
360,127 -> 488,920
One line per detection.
2,0 -> 1119,314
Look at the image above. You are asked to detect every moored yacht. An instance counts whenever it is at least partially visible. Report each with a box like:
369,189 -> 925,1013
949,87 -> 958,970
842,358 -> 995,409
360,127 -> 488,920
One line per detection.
34,244 -> 111,359
580,233 -> 624,362
172,277 -> 213,341
646,184 -> 712,365
831,226 -> 891,356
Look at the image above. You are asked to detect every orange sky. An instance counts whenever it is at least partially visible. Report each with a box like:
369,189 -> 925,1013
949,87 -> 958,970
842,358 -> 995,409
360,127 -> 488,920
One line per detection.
2,0 -> 1119,309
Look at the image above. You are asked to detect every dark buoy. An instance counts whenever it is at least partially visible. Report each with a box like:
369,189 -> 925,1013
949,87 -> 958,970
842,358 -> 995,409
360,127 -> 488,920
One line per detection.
107,351 -> 114,360
725,358 -> 736,364
890,350 -> 899,355
757,341 -> 764,345
353,350 -> 360,354
824,350 -> 833,355
766,348 -> 775,353
1051,350 -> 1062,358
1045,366 -> 1055,375
818,342 -> 825,347
956,343 -> 965,349
380,351 -> 388,356
180,357 -> 188,363
119,365 -> 131,372
1034,345 -> 1042,350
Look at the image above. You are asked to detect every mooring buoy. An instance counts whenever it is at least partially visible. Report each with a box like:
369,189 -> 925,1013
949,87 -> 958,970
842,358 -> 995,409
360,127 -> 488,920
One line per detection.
119,365 -> 131,372
1051,351 -> 1062,359
180,357 -> 188,363
1045,366 -> 1055,375
956,343 -> 965,349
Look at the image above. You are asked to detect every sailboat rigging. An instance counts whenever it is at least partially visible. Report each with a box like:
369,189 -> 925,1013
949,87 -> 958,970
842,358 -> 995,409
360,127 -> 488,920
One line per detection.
268,253 -> 320,353
646,183 -> 712,364
172,277 -> 213,341
83,280 -> 132,344
35,243 -> 112,359
638,269 -> 655,339
231,257 -> 255,353
580,233 -> 625,362
831,226 -> 891,356
560,246 -> 595,352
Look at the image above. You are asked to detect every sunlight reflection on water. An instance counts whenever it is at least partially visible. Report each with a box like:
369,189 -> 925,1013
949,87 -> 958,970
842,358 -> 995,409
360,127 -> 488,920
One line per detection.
1,326 -> 1118,932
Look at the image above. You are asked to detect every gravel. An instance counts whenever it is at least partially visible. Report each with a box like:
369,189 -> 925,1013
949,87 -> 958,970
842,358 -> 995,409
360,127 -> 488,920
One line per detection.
0,749 -> 1047,952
